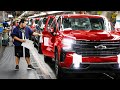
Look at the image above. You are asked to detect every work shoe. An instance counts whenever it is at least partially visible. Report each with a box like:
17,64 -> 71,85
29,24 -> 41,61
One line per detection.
27,64 -> 36,70
15,65 -> 19,70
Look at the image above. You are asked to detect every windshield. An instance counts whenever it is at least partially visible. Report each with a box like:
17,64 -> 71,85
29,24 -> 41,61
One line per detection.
62,17 -> 105,30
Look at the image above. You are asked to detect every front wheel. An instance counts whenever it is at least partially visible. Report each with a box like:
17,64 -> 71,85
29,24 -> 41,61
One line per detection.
38,43 -> 43,54
44,55 -> 52,63
54,51 -> 63,79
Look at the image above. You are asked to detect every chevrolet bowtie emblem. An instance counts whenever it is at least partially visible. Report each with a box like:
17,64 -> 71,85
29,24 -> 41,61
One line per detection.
94,45 -> 107,49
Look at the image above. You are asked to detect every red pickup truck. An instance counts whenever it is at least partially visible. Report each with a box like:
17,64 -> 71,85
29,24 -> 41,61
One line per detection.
38,14 -> 120,78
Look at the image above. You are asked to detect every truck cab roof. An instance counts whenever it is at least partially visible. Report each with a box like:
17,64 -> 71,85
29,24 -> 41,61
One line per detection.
61,14 -> 106,18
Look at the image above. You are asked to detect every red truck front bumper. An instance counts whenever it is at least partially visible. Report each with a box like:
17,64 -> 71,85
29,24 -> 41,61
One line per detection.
61,63 -> 120,73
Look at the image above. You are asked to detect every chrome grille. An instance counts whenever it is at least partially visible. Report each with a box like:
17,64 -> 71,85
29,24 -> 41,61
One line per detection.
73,40 -> 120,56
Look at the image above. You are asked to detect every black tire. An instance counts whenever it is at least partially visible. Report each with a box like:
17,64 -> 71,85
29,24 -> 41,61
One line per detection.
54,50 -> 63,79
34,42 -> 36,47
33,37 -> 36,47
44,55 -> 52,63
38,43 -> 43,54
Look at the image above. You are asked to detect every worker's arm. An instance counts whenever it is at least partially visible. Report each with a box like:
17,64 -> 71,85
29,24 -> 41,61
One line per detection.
27,26 -> 43,36
32,32 -> 42,36
13,36 -> 26,43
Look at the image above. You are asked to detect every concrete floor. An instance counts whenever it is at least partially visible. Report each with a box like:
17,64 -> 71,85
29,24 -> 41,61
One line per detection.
0,46 -> 39,79
0,36 -> 56,79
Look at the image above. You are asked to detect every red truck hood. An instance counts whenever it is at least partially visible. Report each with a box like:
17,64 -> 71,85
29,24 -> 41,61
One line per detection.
62,30 -> 120,41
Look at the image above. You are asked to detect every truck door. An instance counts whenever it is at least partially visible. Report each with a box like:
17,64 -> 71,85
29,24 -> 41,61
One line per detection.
48,19 -> 58,58
42,16 -> 55,57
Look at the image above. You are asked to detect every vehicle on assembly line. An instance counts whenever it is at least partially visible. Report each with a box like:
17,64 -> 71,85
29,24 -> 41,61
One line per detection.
34,17 -> 47,52
38,14 -> 120,78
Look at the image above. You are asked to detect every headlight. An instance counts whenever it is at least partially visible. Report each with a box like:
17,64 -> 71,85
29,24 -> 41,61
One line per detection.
62,38 -> 76,51
117,54 -> 120,68
117,54 -> 120,63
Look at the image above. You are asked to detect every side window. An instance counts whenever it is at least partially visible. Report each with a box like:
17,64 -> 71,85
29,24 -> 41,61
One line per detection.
35,19 -> 39,24
43,17 -> 47,24
57,17 -> 61,30
47,17 -> 54,31
50,20 -> 57,32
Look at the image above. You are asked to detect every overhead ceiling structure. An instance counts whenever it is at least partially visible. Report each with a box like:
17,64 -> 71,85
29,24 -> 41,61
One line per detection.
5,11 -> 24,17
18,11 -> 29,18
16,11 -> 74,19
18,11 -> 44,18
6,11 -> 117,20
27,11 -> 73,18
